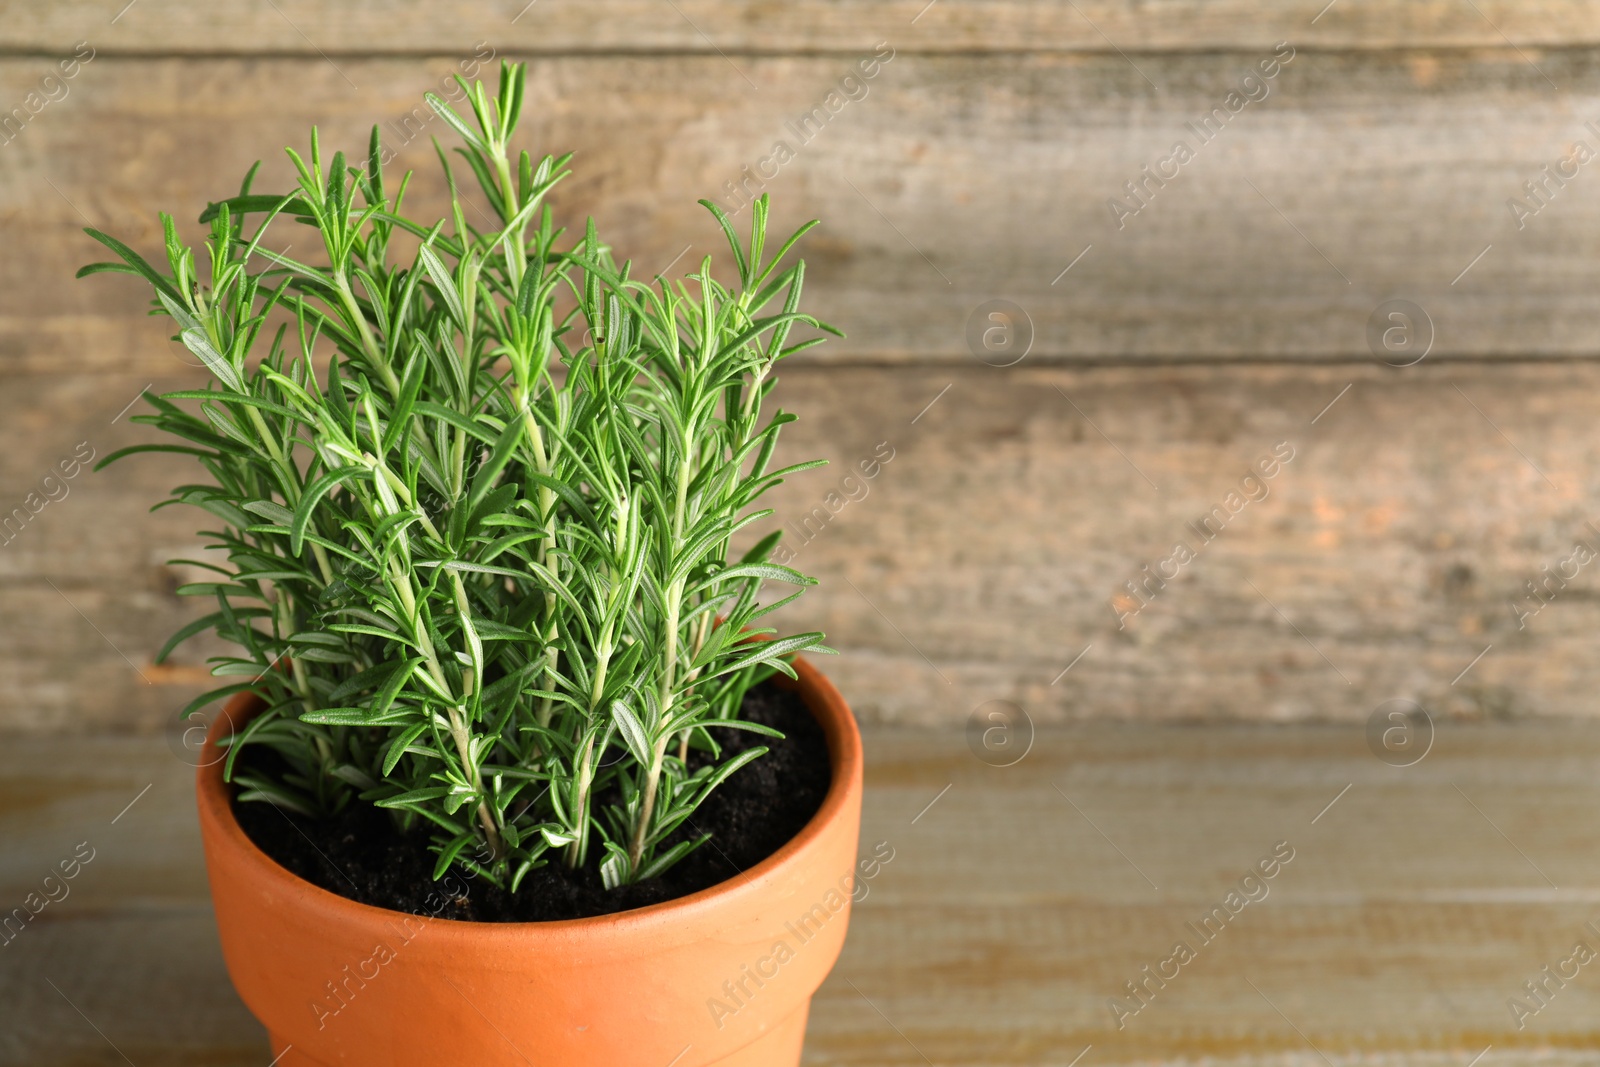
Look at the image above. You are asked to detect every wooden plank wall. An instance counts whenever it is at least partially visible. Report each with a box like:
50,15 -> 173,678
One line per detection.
2,1 -> 1599,731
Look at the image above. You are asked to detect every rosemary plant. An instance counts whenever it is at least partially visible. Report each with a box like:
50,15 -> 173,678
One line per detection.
80,62 -> 837,892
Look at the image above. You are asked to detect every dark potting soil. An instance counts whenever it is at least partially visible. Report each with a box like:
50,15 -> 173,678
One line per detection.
232,682 -> 833,922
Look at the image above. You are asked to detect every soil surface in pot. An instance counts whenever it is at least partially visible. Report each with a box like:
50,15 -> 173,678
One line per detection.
232,682 -> 832,921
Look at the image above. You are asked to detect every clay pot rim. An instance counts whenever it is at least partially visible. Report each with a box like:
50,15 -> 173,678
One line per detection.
197,655 -> 862,937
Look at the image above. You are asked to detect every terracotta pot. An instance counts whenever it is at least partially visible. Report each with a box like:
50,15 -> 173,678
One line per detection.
196,658 -> 863,1067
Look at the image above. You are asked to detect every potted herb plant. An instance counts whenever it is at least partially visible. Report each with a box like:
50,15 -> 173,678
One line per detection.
80,63 -> 863,1066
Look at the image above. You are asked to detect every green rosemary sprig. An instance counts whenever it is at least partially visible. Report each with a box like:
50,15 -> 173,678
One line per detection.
79,61 -> 838,891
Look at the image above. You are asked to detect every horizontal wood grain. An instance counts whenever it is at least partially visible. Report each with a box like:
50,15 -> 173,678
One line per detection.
6,724 -> 1600,1064
6,7 -> 1600,1062
2,0 -> 1598,55
774,359 -> 1600,728
7,50 -> 1600,367
5,21 -> 1600,736
4,361 -> 1600,733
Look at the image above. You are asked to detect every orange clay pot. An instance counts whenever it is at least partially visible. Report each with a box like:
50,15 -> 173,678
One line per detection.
196,657 -> 862,1067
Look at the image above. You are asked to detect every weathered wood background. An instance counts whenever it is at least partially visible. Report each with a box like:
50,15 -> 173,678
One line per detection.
3,1 -> 1600,732
11,723 -> 1600,1064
